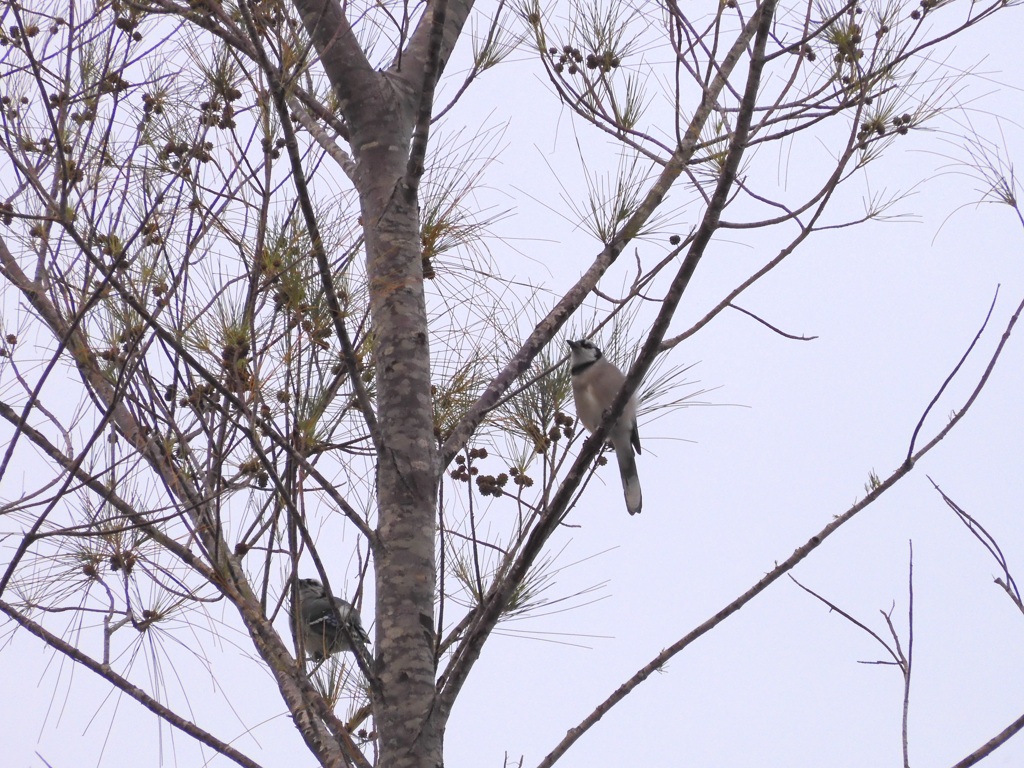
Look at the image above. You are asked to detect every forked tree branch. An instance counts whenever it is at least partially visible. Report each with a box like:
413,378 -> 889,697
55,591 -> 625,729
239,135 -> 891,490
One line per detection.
791,542 -> 915,768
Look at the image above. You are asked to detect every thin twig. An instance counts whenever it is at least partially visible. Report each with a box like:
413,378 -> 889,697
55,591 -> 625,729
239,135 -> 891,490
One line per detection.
790,576 -> 902,665
728,303 -> 819,341
930,477 -> 1024,616
907,287 -> 999,462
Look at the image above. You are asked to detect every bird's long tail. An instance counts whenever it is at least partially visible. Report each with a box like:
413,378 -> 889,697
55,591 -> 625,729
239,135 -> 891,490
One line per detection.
615,442 -> 642,515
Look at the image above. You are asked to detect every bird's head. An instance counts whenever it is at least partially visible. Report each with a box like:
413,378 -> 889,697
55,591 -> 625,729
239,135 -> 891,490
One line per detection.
567,338 -> 603,366
295,577 -> 327,600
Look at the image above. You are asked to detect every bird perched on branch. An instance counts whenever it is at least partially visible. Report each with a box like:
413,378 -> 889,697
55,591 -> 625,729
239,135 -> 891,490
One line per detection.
567,339 -> 642,515
290,577 -> 370,661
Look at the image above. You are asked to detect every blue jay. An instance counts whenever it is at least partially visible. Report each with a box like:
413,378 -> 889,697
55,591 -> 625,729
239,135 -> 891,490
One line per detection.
567,339 -> 642,515
290,577 -> 370,661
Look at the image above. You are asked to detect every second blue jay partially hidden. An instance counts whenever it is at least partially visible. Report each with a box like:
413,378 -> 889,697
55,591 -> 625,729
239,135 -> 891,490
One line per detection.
567,339 -> 642,515
291,577 -> 370,661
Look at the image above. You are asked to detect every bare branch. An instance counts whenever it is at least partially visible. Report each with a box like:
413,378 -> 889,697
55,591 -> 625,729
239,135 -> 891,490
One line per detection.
906,287 -> 999,462
0,600 -> 265,768
930,478 -> 1024,616
727,303 -> 819,341
950,711 -> 1024,768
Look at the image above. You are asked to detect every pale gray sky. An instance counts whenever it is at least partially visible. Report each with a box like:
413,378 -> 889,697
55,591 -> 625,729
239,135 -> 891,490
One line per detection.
3,2 -> 1024,767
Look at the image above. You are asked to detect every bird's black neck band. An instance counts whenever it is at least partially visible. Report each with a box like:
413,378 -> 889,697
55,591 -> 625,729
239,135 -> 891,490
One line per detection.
571,360 -> 598,375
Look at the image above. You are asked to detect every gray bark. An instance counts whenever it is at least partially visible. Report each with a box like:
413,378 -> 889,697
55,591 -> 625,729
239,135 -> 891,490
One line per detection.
289,1 -> 474,765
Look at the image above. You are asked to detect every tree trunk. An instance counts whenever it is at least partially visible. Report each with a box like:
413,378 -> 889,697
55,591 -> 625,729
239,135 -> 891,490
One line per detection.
361,125 -> 443,768
290,0 -> 447,761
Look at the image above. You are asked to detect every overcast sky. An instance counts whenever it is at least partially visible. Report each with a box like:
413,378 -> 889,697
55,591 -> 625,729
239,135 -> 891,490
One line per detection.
3,1 -> 1024,767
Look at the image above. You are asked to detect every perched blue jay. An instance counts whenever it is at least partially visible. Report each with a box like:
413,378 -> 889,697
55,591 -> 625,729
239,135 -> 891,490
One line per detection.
567,339 -> 642,515
290,577 -> 369,660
